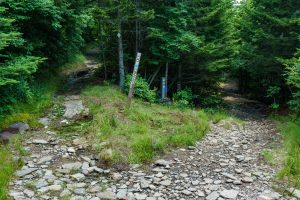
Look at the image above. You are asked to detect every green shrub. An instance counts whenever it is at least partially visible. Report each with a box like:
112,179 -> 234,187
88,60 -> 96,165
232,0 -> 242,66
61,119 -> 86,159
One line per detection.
199,96 -> 225,108
173,88 -> 193,108
124,75 -> 156,103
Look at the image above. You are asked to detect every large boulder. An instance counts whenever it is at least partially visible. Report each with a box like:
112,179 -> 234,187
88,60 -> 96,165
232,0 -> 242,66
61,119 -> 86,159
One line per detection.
8,122 -> 30,134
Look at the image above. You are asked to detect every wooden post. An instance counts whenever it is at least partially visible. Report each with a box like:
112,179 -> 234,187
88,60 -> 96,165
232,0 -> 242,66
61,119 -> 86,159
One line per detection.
128,53 -> 142,107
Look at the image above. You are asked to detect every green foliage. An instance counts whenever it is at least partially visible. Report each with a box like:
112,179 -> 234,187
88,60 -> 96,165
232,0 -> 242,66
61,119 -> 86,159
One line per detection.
283,48 -> 300,112
230,0 -> 300,105
274,116 -> 300,188
124,74 -> 156,103
173,88 -> 193,108
199,96 -> 225,109
0,0 -> 87,119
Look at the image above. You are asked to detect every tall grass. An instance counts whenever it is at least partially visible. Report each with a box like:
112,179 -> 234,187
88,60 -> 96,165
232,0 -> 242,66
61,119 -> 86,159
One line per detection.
80,85 -> 209,164
0,137 -> 25,199
275,116 -> 300,188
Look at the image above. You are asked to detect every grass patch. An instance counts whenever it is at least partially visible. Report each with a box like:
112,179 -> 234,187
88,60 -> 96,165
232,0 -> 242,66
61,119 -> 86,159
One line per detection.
80,85 -> 209,164
273,115 -> 300,188
0,136 -> 25,199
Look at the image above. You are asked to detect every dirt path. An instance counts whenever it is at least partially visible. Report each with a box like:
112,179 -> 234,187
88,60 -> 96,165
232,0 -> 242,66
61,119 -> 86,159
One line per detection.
8,67 -> 290,200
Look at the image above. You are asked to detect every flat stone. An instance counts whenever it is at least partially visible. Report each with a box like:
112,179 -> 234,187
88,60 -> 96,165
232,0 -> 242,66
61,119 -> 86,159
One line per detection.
62,162 -> 82,170
242,177 -> 253,183
48,185 -> 62,191
220,190 -> 239,199
24,189 -> 35,197
206,191 -> 219,200
63,100 -> 84,119
37,156 -> 53,164
60,189 -> 71,197
116,189 -> 127,199
235,155 -> 245,162
140,179 -> 149,189
160,180 -> 171,186
39,118 -> 50,126
67,147 -> 76,153
221,173 -> 237,180
112,172 -> 122,181
135,193 -> 147,200
9,122 -> 30,133
15,168 -> 38,177
97,191 -> 116,199
154,159 -> 171,167
32,139 -> 48,144
71,173 -> 85,181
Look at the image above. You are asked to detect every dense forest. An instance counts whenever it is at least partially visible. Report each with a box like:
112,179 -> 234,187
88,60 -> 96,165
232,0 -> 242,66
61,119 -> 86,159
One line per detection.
0,0 -> 299,117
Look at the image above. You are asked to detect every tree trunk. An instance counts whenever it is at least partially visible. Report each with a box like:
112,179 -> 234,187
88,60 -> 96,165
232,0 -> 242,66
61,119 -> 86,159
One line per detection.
165,62 -> 169,98
117,10 -> 125,88
177,63 -> 182,92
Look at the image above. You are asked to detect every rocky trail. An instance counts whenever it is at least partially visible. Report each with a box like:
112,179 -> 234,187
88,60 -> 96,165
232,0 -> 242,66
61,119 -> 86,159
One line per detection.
7,59 -> 295,200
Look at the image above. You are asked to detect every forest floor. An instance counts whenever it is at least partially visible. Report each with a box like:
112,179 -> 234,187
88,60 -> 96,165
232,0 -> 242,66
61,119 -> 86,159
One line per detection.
6,56 -> 297,200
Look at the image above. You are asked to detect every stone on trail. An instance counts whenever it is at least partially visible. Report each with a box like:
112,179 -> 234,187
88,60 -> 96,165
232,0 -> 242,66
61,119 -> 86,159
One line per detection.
220,190 -> 239,199
97,190 -> 116,199
154,159 -> 171,167
9,122 -> 30,133
62,162 -> 82,170
206,191 -> 220,200
63,99 -> 84,119
37,156 -> 53,164
32,139 -> 48,144
15,168 -> 38,177
39,117 -> 50,127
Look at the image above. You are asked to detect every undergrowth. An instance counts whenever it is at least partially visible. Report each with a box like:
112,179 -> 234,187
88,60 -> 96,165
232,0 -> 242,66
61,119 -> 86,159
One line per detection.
0,136 -> 26,199
81,85 -> 209,164
0,54 -> 85,129
273,115 -> 300,189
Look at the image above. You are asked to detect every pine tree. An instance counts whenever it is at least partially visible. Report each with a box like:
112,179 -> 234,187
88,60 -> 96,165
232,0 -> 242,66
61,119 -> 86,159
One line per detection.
231,0 -> 300,102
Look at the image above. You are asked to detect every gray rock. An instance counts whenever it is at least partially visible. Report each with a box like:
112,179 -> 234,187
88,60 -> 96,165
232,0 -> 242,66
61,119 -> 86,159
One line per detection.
63,100 -> 84,119
15,168 -> 38,177
154,159 -> 171,167
112,172 -> 122,181
235,155 -> 245,162
160,180 -> 171,186
9,122 -> 30,133
242,177 -> 253,183
206,191 -> 219,200
221,173 -> 237,180
71,173 -> 85,181
289,188 -> 300,199
116,189 -> 127,199
32,139 -> 48,144
74,188 -> 85,195
62,162 -> 82,170
60,189 -> 71,197
37,156 -> 53,164
140,179 -> 149,189
39,118 -> 50,126
220,190 -> 239,199
135,193 -> 148,200
97,191 -> 116,199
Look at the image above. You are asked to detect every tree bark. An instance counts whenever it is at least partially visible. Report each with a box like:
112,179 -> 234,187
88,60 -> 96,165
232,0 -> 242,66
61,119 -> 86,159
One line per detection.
177,63 -> 182,92
165,62 -> 169,97
117,10 -> 125,88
